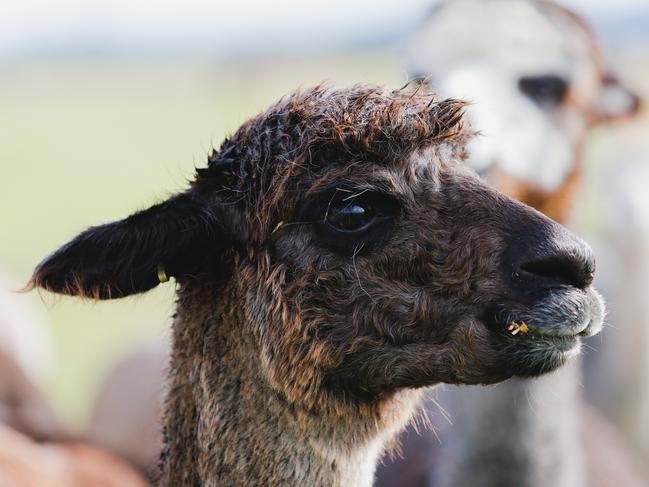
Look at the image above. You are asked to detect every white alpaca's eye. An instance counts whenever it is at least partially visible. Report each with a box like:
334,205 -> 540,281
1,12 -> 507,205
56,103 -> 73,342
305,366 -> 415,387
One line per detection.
326,203 -> 376,232
518,74 -> 568,106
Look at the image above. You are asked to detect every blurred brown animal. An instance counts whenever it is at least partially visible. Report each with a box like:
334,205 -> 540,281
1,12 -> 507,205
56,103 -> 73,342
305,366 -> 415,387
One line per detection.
0,274 -> 153,485
0,348 -> 62,443
0,422 -> 150,487
86,342 -> 167,479
0,330 -> 150,486
0,272 -> 60,441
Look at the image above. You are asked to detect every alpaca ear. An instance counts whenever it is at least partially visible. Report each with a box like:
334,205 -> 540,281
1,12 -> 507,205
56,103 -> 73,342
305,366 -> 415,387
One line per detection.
591,73 -> 642,123
30,192 -> 225,299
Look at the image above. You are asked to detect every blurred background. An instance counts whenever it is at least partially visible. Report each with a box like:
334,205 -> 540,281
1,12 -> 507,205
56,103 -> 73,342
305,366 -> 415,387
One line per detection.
1,0 -> 648,483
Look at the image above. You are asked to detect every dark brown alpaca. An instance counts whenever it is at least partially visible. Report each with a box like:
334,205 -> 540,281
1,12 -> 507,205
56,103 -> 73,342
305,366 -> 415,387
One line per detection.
30,85 -> 604,486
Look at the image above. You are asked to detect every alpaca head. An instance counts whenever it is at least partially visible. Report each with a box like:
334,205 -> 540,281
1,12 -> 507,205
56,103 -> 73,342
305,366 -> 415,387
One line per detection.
31,85 -> 604,414
405,0 -> 641,221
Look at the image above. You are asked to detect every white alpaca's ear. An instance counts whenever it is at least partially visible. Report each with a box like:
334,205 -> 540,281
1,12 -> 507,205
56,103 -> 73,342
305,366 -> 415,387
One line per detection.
591,73 -> 642,123
30,192 -> 226,299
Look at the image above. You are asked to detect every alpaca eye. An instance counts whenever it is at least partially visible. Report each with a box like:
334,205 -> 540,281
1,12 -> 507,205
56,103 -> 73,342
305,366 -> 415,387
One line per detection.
303,188 -> 400,255
519,74 -> 568,106
326,203 -> 376,232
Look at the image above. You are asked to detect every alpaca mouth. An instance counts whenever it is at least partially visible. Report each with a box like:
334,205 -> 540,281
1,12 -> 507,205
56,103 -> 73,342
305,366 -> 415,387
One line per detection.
483,287 -> 605,376
487,287 -> 604,340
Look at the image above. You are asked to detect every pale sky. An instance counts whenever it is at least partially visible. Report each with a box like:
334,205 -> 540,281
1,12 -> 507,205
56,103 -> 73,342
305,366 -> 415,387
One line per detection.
1,0 -> 647,57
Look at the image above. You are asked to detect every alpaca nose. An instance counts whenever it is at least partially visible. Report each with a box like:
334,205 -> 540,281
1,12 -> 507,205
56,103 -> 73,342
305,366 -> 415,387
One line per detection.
506,221 -> 595,292
518,252 -> 594,290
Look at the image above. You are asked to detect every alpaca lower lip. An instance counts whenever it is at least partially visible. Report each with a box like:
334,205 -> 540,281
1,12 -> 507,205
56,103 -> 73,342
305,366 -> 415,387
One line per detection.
524,331 -> 579,348
541,335 -> 581,353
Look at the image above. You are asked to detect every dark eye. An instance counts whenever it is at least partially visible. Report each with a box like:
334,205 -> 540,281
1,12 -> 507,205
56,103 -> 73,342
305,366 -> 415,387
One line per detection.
518,74 -> 568,106
302,188 -> 400,255
326,202 -> 377,232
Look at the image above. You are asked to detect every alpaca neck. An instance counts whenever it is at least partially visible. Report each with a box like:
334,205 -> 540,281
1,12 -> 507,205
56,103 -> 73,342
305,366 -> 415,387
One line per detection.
158,283 -> 419,487
436,361 -> 584,487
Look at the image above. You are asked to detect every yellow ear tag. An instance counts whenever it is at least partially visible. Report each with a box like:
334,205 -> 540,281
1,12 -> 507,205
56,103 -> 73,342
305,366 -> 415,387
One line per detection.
157,263 -> 169,283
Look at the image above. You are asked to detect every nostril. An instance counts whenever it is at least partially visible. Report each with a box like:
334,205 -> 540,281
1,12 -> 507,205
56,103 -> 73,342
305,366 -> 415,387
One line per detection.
520,255 -> 593,290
